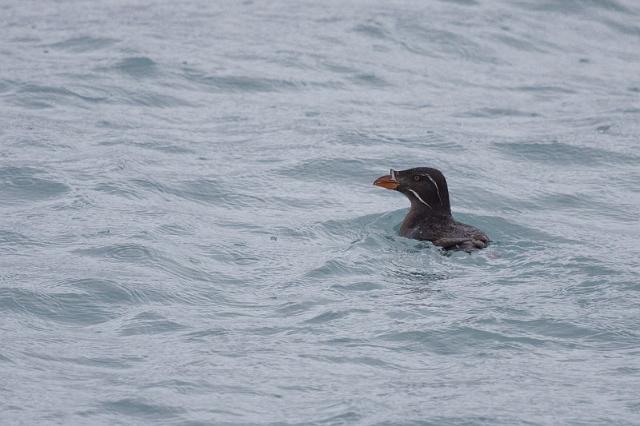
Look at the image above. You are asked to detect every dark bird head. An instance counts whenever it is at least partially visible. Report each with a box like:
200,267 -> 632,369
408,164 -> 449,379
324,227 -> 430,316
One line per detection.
373,167 -> 451,216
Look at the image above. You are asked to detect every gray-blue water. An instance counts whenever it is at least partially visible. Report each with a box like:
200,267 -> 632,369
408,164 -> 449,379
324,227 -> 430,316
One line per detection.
2,0 -> 640,424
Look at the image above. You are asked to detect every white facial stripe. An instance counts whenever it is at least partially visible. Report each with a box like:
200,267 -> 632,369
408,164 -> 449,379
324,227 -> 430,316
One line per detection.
423,173 -> 442,204
408,189 -> 432,209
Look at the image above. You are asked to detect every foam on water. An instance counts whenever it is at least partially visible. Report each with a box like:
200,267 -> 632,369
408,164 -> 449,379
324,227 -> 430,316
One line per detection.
2,0 -> 640,424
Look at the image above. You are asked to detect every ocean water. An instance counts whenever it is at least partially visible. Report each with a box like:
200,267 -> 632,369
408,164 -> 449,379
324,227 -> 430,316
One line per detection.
1,0 -> 640,424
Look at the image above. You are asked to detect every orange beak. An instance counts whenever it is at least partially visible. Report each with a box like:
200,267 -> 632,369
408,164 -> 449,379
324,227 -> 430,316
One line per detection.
373,174 -> 399,190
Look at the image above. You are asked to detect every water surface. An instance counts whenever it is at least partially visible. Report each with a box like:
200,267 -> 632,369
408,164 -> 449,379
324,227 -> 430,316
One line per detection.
1,0 -> 640,424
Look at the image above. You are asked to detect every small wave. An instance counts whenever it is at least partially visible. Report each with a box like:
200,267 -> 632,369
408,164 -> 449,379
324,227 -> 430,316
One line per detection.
94,85 -> 193,108
166,178 -> 264,208
63,278 -> 148,305
460,108 -> 540,118
304,309 -> 369,324
440,0 -> 479,5
502,318 -> 639,349
181,67 -> 340,93
353,21 -> 390,39
74,243 -> 216,283
349,72 -> 391,87
93,182 -> 144,200
47,36 -> 117,52
492,33 -> 549,53
26,351 -> 144,370
0,287 -> 121,325
494,140 -> 638,165
515,0 -> 631,15
118,311 -> 187,336
395,20 -> 497,63
76,243 -> 153,262
5,83 -> 108,109
183,69 -> 296,92
0,230 -> 40,252
132,141 -> 195,154
510,84 -> 577,94
113,57 -> 158,78
97,398 -> 185,419
0,166 -> 70,203
277,157 -> 374,182
0,79 -> 14,93
17,83 -> 107,104
377,326 -> 547,354
331,281 -> 385,292
123,91 -> 194,107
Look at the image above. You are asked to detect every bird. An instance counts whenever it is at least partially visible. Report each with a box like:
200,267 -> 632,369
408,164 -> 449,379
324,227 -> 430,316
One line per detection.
373,167 -> 489,251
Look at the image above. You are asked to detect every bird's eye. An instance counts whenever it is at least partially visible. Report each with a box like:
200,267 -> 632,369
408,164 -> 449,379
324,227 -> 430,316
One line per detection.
413,175 -> 421,182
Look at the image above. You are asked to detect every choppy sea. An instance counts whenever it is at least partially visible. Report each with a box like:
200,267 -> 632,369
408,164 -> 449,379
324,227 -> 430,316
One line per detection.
2,0 -> 640,424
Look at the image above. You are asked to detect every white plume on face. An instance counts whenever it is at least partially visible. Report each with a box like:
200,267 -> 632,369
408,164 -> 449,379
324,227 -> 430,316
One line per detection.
408,189 -> 432,209
423,173 -> 442,204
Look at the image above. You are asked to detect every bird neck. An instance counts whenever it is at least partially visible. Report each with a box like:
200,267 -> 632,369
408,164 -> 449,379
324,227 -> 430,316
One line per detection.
401,203 -> 452,232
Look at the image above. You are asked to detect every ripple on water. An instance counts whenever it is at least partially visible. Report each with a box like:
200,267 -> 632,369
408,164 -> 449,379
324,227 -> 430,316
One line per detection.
93,182 -> 144,200
16,83 -> 107,108
0,79 -> 13,93
105,86 -> 194,108
0,167 -> 70,203
494,140 -> 638,165
182,68 -> 296,92
113,57 -> 158,78
515,0 -> 631,14
304,258 -> 376,280
47,36 -> 118,52
278,158 -> 374,182
318,210 -> 405,240
0,287 -> 122,325
133,141 -> 196,154
530,191 -> 624,219
493,32 -> 549,53
64,278 -> 147,305
396,20 -> 497,63
118,311 -> 187,336
169,179 -> 263,207
377,326 -> 546,355
75,243 -> 153,262
331,281 -> 385,292
28,353 -> 143,370
348,72 -> 391,87
96,398 -> 185,420
73,243 -> 216,283
502,318 -> 638,349
510,84 -> 577,95
304,309 -> 369,324
353,20 -> 390,39
0,230 -> 39,254
442,0 -> 479,5
334,130 -> 464,151
460,107 -> 540,118
177,179 -> 244,204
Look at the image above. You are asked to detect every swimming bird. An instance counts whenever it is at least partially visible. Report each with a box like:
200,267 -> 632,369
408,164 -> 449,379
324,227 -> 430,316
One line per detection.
373,167 -> 489,251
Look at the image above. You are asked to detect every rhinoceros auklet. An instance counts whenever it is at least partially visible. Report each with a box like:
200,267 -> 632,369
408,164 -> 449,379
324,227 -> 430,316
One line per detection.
374,167 -> 489,251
